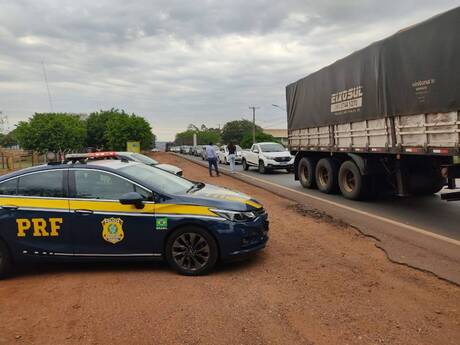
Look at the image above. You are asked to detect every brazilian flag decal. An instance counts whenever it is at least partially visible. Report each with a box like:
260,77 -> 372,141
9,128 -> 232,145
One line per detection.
156,218 -> 168,230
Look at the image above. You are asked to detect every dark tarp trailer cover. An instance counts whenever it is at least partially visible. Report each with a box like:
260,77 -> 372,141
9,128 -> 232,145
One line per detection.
286,6 -> 460,130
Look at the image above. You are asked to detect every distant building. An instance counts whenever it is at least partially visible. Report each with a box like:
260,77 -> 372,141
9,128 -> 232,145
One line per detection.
263,129 -> 288,145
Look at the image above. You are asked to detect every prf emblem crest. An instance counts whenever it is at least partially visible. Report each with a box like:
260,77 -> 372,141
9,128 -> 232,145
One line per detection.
102,218 -> 124,244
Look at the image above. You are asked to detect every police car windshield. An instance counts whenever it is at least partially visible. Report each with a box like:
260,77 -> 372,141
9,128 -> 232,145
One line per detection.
130,153 -> 159,165
119,163 -> 193,195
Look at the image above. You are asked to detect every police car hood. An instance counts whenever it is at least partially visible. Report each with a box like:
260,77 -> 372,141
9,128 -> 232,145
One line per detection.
178,184 -> 263,212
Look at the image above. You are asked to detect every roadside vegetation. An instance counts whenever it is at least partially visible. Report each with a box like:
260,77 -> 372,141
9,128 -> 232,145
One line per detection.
0,108 -> 155,153
174,119 -> 278,148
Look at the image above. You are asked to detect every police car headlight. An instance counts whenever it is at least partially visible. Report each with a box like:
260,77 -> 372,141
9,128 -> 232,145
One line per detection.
211,209 -> 256,222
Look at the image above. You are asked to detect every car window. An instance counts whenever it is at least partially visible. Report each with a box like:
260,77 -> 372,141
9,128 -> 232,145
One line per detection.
134,185 -> 153,200
17,170 -> 65,197
74,170 -> 139,200
119,164 -> 194,195
259,143 -> 285,152
0,178 -> 18,195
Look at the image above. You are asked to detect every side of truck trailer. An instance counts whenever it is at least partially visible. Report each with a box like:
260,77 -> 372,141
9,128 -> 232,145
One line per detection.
286,7 -> 460,200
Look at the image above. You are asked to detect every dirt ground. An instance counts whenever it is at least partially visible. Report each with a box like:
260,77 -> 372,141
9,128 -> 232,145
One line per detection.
0,153 -> 459,345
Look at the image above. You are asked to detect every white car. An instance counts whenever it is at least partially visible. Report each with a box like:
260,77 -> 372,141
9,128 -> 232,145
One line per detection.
218,145 -> 243,164
242,142 -> 294,174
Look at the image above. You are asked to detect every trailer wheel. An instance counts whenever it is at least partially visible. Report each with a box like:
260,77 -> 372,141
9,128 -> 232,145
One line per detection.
298,157 -> 316,189
338,160 -> 367,200
315,158 -> 338,194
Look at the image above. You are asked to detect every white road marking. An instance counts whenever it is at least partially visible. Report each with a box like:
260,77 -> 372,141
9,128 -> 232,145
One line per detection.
191,156 -> 460,247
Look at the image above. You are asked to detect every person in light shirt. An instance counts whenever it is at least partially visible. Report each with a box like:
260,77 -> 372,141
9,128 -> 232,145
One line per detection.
206,142 -> 220,177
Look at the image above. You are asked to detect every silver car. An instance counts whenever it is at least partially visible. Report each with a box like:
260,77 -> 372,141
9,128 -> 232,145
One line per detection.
115,152 -> 183,176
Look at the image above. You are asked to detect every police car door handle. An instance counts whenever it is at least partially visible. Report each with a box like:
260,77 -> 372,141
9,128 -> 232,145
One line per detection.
1,205 -> 18,210
74,209 -> 93,215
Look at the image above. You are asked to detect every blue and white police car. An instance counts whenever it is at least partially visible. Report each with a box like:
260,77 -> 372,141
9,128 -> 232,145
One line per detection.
0,159 -> 269,277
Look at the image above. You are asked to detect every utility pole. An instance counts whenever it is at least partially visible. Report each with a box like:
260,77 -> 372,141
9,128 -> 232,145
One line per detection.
249,106 -> 259,144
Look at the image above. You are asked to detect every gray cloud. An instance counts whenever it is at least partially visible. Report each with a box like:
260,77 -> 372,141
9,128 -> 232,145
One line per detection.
0,0 -> 458,139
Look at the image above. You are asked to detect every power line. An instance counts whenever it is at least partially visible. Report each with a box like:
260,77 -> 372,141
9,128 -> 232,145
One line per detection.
41,60 -> 54,112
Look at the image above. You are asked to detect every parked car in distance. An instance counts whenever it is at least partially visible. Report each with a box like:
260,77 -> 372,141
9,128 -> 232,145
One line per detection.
194,146 -> 203,157
242,142 -> 294,174
180,145 -> 190,154
218,145 -> 243,164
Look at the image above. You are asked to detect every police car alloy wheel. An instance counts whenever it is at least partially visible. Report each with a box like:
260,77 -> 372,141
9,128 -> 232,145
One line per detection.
0,240 -> 12,279
166,227 -> 218,276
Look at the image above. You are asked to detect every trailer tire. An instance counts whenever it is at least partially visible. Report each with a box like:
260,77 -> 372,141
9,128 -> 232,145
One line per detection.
338,160 -> 368,200
298,157 -> 316,189
315,158 -> 339,194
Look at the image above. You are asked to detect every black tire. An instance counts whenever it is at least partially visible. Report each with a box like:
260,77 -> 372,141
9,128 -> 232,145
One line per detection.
315,158 -> 339,194
258,160 -> 266,174
298,157 -> 316,189
338,160 -> 368,200
242,159 -> 249,171
0,239 -> 12,279
165,227 -> 218,276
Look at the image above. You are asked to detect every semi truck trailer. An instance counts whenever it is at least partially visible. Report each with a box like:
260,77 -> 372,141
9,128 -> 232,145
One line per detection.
286,7 -> 460,201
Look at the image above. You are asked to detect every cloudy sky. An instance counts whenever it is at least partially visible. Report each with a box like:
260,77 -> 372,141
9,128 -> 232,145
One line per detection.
0,0 -> 458,140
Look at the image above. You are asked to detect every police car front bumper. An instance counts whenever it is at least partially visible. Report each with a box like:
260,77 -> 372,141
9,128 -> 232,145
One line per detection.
218,213 -> 269,261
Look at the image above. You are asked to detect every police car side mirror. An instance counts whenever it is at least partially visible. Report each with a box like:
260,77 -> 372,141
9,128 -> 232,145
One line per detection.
119,192 -> 144,209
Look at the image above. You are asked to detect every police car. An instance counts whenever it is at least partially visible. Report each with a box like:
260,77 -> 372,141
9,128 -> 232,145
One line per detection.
0,159 -> 269,277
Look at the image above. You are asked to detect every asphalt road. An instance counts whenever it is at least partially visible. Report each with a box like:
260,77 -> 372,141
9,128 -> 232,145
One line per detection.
184,154 -> 460,241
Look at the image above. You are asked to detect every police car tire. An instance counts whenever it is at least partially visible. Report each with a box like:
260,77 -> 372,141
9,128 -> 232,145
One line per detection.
165,227 -> 218,276
0,239 -> 12,279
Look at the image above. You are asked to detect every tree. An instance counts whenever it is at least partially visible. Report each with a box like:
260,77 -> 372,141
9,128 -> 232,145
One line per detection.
0,129 -> 18,147
197,128 -> 220,145
240,131 -> 278,149
174,125 -> 221,145
104,113 -> 154,150
221,120 -> 262,145
86,109 -> 155,151
86,109 -> 117,149
15,113 -> 87,153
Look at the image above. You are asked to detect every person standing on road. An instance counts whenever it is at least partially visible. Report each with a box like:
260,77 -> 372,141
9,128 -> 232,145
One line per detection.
206,142 -> 219,177
227,141 -> 237,173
